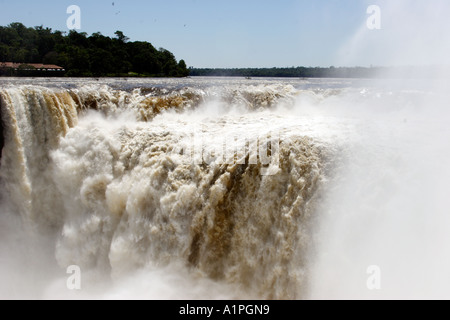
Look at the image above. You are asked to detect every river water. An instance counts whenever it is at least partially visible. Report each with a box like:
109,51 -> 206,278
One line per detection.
0,76 -> 449,299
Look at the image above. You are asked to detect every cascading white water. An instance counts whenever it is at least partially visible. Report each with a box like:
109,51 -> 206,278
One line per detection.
1,77 -> 449,300
0,79 -> 330,299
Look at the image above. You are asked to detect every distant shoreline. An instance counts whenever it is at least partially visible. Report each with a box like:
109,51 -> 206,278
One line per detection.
189,66 -> 449,79
0,65 -> 448,80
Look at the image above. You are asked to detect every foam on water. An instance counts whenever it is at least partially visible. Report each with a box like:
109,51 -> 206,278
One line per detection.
0,77 -> 449,299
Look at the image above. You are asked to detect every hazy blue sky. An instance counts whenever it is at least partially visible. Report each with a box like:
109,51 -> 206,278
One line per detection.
1,0 -> 449,68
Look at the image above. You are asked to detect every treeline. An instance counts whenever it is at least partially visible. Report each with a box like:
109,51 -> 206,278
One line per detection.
0,23 -> 189,77
189,66 -> 448,79
189,67 -> 380,78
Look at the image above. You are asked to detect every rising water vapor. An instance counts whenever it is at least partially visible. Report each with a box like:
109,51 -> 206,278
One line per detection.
314,0 -> 450,299
308,81 -> 450,299
338,0 -> 450,69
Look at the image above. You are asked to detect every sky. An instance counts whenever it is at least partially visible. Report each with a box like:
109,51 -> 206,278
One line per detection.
1,0 -> 450,68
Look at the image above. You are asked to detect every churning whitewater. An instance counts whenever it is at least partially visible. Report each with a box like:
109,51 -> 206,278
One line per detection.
0,78 -> 330,299
1,77 -> 450,300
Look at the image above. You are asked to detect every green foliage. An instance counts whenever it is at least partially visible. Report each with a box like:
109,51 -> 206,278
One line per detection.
178,60 -> 189,77
114,31 -> 129,43
189,67 -> 380,78
43,51 -> 59,65
0,23 -> 189,77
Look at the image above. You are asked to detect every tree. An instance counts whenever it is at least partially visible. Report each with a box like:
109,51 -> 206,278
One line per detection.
89,48 -> 114,75
29,48 -> 40,62
177,60 -> 189,77
0,22 -> 189,77
159,48 -> 178,76
67,30 -> 89,47
114,31 -> 129,43
43,51 -> 59,65
0,44 -> 10,61
9,22 -> 26,38
132,51 -> 161,75
65,46 -> 90,75
14,48 -> 28,62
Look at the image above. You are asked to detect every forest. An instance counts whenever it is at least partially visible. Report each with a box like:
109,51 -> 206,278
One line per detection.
0,23 -> 189,77
190,66 -> 445,79
189,67 -> 379,78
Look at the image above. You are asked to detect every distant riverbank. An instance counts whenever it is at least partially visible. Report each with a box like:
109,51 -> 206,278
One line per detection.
190,66 -> 449,79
